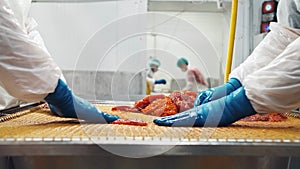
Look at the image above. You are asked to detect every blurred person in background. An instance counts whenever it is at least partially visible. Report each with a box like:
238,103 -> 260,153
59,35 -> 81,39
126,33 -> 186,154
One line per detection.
146,58 -> 167,94
177,57 -> 207,92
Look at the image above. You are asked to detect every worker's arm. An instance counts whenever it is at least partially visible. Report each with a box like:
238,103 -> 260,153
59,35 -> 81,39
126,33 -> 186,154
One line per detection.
157,37 -> 300,127
45,79 -> 119,123
0,86 -> 22,110
183,69 -> 196,91
154,87 -> 256,127
147,70 -> 166,85
196,0 -> 300,106
244,37 -> 300,113
231,0 -> 300,83
0,1 -> 118,123
194,78 -> 241,106
193,68 -> 207,86
155,79 -> 167,85
229,23 -> 300,84
25,17 -> 51,55
0,1 -> 61,101
195,23 -> 300,107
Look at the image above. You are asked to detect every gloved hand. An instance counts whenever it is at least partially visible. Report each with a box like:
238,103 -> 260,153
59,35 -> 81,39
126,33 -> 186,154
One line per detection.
194,78 -> 242,107
155,79 -> 167,85
154,87 -> 256,127
45,79 -> 119,123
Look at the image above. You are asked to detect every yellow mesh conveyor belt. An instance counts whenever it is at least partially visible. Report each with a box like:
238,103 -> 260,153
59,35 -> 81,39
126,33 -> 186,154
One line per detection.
0,105 -> 299,141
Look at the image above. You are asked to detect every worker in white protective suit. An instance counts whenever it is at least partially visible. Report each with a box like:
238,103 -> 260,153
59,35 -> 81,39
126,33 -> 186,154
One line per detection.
154,0 -> 300,127
0,0 -> 30,110
0,10 -> 60,110
146,58 -> 167,94
0,0 -> 118,123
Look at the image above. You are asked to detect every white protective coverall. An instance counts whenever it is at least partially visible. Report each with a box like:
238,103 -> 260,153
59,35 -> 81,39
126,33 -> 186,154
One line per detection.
0,0 -> 61,103
0,87 -> 21,110
230,0 -> 300,113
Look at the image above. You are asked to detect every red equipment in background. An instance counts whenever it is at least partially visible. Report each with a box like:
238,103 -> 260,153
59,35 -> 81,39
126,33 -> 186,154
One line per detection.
261,0 -> 278,33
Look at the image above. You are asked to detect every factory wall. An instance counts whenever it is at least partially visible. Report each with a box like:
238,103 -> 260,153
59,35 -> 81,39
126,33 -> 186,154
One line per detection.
62,70 -> 145,101
30,0 -> 147,72
30,0 -> 148,99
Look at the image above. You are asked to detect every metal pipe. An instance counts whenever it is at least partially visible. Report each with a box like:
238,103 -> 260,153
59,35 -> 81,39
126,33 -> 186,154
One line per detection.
224,0 -> 238,82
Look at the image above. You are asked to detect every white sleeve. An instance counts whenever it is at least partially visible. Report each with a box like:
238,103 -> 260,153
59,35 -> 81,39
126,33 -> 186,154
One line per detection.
25,17 -> 67,83
25,17 -> 51,55
6,0 -> 31,30
0,86 -> 22,110
230,23 -> 300,83
0,1 -> 61,102
244,37 -> 300,113
277,0 -> 300,29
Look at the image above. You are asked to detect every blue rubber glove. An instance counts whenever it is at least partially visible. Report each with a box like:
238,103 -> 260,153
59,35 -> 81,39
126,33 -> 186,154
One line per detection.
154,87 -> 256,127
155,79 -> 167,85
194,78 -> 242,107
45,79 -> 119,123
